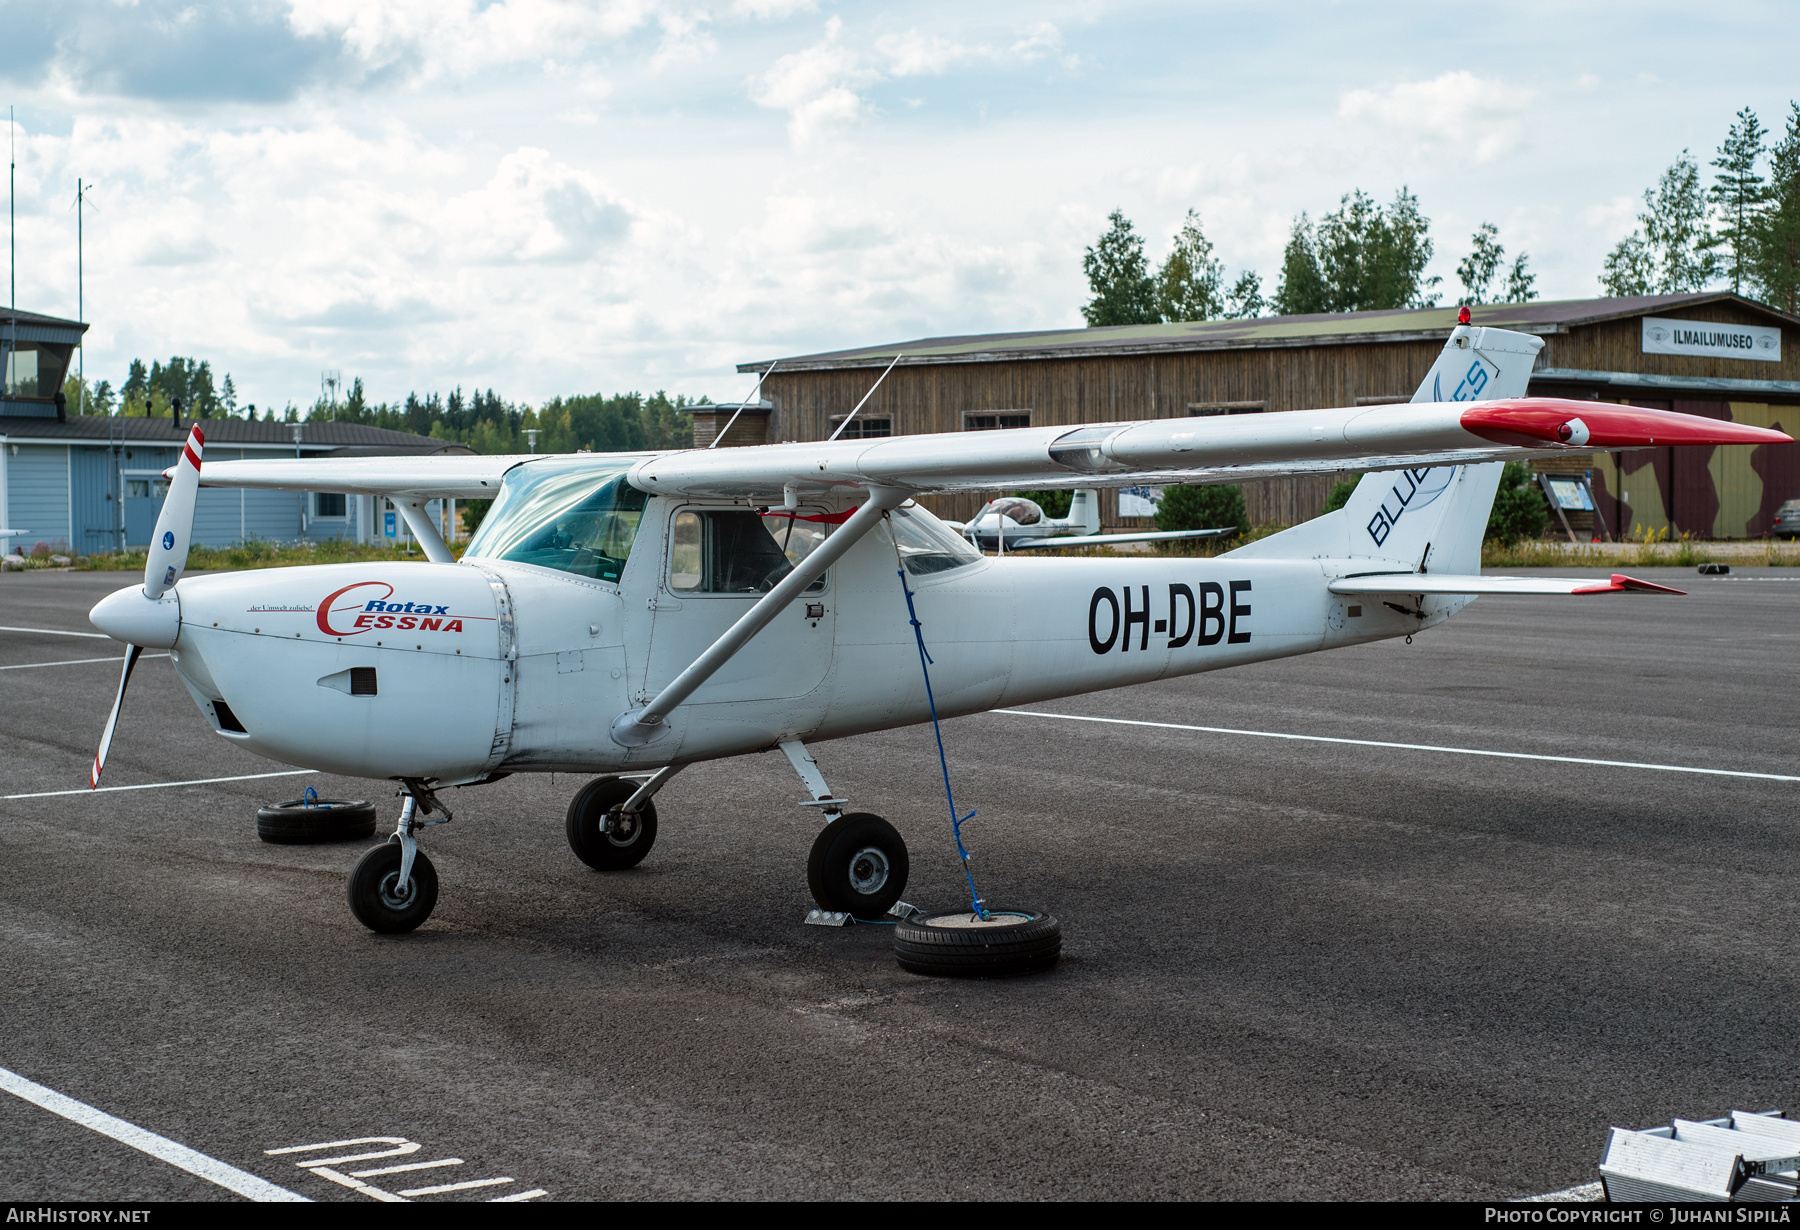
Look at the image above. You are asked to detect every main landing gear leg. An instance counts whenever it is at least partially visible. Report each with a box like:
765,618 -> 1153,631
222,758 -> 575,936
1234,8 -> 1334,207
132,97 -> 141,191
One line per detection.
780,740 -> 910,922
347,780 -> 450,934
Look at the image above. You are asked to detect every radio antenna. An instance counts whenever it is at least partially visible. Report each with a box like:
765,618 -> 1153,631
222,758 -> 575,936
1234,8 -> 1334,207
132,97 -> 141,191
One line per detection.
827,351 -> 902,442
707,359 -> 778,449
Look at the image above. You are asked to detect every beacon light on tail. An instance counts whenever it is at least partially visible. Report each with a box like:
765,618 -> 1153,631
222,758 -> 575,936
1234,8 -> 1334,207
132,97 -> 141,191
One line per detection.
80,323 -> 1793,935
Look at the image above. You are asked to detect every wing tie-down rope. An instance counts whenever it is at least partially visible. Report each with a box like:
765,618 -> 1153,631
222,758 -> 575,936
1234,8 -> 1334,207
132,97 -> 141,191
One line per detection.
888,514 -> 989,920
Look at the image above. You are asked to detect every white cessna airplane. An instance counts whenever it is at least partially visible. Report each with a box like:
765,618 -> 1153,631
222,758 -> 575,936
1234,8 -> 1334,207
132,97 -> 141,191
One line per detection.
86,323 -> 1786,937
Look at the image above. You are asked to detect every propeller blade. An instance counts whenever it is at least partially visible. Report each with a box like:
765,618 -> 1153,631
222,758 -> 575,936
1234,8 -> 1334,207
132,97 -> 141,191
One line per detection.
91,644 -> 145,789
144,426 -> 204,600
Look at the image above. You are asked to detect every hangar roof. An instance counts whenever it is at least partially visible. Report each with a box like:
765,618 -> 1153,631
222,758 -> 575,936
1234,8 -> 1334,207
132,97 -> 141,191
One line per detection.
741,292 -> 1800,372
0,415 -> 452,451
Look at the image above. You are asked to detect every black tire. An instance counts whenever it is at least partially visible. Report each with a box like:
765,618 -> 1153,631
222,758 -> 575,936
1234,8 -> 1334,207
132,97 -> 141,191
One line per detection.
894,909 -> 1061,978
256,798 -> 377,844
565,777 -> 658,870
347,841 -> 438,934
806,813 -> 909,920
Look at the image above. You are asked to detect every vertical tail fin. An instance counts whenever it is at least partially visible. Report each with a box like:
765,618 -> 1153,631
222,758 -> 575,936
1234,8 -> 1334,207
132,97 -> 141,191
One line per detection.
1225,323 -> 1544,568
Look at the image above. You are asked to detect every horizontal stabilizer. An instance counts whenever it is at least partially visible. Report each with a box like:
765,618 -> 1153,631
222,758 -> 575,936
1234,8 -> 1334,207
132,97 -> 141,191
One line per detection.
1327,572 -> 1686,597
1008,527 -> 1235,550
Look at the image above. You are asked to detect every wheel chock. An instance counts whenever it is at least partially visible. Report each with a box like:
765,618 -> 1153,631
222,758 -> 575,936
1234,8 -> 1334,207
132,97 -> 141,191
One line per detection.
804,909 -> 853,927
887,900 -> 925,920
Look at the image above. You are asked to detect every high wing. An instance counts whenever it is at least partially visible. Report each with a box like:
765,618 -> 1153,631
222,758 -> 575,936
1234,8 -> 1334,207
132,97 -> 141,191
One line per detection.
190,452 -> 563,499
1327,572 -> 1687,597
192,399 -> 1789,502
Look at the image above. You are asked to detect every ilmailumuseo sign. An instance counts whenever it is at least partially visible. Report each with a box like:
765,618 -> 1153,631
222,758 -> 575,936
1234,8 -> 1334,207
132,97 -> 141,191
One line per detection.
1641,316 -> 1781,362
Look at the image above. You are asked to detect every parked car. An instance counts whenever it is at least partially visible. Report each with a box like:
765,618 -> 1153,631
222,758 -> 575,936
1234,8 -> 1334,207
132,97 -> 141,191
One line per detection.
1774,499 -> 1800,539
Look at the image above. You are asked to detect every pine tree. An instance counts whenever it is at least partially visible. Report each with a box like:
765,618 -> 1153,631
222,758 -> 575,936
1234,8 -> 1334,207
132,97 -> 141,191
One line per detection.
1155,209 -> 1225,322
1709,107 -> 1769,295
1751,102 -> 1800,313
1081,210 -> 1159,326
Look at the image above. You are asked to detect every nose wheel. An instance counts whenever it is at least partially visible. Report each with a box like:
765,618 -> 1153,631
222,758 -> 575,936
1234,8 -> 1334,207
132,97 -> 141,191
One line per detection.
347,782 -> 450,934
807,812 -> 909,920
348,840 -> 440,933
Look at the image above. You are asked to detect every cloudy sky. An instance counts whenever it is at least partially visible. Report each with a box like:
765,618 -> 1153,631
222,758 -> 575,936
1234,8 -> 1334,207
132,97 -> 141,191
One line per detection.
1,0 -> 1795,412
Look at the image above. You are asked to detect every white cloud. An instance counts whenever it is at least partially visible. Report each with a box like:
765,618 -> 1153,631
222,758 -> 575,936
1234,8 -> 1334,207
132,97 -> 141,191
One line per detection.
284,0 -> 663,79
752,17 -> 1069,144
1337,70 -> 1535,164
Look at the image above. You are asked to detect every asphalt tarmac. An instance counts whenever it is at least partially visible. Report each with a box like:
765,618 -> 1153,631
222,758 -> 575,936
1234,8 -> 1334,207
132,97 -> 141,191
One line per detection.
2,567 -> 1796,1201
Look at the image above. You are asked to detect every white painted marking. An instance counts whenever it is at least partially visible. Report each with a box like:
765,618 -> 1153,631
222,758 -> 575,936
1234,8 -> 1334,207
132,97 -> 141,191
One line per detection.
352,1158 -> 463,1178
268,1139 -> 420,1168
491,1189 -> 549,1202
0,624 -> 112,639
307,1166 -> 407,1202
398,1177 -> 515,1196
0,1063 -> 309,1202
1519,1180 -> 1605,1202
0,653 -> 168,671
5,769 -> 317,800
995,710 -> 1800,783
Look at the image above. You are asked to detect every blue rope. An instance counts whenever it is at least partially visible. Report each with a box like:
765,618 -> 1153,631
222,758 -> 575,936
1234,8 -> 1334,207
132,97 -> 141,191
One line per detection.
896,564 -> 988,919
303,785 -> 317,809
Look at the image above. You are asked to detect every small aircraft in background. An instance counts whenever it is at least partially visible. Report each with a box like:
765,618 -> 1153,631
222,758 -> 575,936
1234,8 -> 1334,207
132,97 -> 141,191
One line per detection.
943,490 -> 1235,553
81,320 -> 1788,960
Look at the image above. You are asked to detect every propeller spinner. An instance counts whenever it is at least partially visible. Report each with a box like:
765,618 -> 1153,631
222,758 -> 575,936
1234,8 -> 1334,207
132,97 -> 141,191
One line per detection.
88,425 -> 204,788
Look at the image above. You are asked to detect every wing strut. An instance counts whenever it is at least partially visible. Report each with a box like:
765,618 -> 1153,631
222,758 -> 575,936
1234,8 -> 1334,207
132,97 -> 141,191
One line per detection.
609,486 -> 909,747
393,498 -> 455,563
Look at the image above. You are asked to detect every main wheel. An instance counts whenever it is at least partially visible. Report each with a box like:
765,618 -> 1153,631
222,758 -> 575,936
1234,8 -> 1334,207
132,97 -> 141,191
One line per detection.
894,909 -> 1061,978
347,841 -> 439,934
806,813 -> 909,920
257,798 -> 377,844
566,777 -> 658,870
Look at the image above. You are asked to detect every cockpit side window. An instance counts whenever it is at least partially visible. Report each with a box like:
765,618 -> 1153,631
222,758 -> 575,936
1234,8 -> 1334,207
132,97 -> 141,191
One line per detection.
462,461 -> 647,583
669,509 -> 829,595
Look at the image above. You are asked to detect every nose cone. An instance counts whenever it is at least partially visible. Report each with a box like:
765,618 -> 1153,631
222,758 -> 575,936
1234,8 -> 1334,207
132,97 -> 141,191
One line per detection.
90,585 -> 181,649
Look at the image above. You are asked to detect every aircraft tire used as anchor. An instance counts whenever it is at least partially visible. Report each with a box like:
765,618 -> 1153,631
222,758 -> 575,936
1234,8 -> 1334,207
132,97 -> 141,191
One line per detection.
806,813 -> 909,921
893,909 -> 1062,978
256,798 -> 377,845
347,840 -> 440,934
565,776 -> 659,871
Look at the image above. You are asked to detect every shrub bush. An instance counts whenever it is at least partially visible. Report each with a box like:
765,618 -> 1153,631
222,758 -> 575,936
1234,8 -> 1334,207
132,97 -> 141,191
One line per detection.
1155,484 -> 1245,534
1485,462 -> 1550,545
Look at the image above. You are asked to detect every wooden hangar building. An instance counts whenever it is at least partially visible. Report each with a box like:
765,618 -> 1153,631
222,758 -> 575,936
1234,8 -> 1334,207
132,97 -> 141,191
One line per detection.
713,293 -> 1800,539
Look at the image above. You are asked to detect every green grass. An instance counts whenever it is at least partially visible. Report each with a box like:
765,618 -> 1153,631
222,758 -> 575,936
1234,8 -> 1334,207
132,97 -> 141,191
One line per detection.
70,538 -> 459,573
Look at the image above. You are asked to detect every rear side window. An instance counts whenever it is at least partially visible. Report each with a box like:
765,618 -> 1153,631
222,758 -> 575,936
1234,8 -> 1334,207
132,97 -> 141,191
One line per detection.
669,510 -> 829,595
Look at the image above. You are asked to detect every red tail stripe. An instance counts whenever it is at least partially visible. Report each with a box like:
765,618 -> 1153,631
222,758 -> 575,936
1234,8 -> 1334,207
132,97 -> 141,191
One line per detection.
182,444 -> 202,470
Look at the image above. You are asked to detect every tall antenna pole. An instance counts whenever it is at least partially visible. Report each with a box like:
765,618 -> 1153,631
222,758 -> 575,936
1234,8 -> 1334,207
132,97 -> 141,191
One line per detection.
77,178 -> 83,415
9,106 -> 14,315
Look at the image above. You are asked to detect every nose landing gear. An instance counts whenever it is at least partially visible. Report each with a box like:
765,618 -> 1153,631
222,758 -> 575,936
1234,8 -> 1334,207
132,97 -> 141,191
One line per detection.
347,781 -> 451,934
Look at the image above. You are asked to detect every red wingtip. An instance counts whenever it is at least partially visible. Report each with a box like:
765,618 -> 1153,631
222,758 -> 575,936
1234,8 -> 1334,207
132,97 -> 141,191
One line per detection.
1461,399 -> 1794,449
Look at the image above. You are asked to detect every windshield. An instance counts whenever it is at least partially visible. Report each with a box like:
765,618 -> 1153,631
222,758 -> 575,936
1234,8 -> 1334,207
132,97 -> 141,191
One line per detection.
462,458 -> 649,583
890,503 -> 983,575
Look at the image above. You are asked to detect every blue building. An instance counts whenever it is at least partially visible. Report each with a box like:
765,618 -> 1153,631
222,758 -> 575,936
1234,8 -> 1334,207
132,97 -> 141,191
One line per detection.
2,307 -> 465,555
